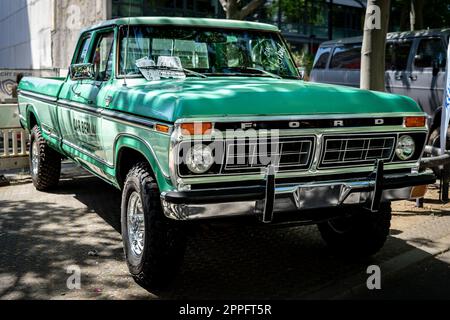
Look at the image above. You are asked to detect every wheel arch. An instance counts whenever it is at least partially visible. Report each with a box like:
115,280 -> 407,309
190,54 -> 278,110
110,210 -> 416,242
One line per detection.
26,105 -> 40,132
114,134 -> 171,191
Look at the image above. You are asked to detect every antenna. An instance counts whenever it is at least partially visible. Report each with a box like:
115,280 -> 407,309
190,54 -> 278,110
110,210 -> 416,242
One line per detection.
122,1 -> 132,87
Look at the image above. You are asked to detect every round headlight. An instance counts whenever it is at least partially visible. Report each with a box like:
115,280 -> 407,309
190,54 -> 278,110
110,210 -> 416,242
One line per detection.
186,144 -> 214,174
396,135 -> 416,160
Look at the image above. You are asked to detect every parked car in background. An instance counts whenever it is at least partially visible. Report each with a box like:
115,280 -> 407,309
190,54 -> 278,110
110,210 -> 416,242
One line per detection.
310,29 -> 450,146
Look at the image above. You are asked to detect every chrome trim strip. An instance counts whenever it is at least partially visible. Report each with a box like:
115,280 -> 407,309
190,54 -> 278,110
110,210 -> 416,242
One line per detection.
41,127 -> 61,142
175,126 -> 428,141
57,99 -> 171,134
19,90 -> 58,103
58,99 -> 100,115
100,108 -> 156,131
175,113 -> 427,124
62,139 -> 113,168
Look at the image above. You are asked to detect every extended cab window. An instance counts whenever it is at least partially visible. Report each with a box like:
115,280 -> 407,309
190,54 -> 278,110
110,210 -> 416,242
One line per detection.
414,38 -> 447,69
329,44 -> 362,69
312,47 -> 331,69
385,41 -> 412,70
90,32 -> 114,81
74,36 -> 91,64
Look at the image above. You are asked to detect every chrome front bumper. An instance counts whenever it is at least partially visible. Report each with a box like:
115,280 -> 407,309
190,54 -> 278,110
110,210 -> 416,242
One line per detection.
161,164 -> 435,222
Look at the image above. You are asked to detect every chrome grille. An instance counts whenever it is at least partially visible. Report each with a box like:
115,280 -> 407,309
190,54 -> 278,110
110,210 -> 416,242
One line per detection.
320,134 -> 396,168
224,137 -> 314,172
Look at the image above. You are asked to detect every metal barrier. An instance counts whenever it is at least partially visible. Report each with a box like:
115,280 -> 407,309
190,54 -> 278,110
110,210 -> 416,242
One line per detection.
0,104 -> 29,171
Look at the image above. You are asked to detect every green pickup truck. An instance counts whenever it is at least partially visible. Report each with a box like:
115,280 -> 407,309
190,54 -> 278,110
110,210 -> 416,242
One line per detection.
18,17 -> 435,289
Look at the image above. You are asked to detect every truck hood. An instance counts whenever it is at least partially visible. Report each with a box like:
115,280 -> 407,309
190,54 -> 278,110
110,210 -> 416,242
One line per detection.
110,77 -> 422,123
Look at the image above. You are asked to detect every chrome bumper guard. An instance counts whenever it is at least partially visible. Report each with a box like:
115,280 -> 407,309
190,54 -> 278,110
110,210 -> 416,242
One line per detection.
161,161 -> 436,222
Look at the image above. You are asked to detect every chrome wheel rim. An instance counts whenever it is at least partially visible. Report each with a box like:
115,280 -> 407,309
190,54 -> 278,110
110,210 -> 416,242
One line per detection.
31,139 -> 39,177
127,191 -> 145,257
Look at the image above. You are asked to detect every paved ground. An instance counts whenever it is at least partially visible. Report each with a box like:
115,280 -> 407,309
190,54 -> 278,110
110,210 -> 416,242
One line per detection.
1,164 -> 450,300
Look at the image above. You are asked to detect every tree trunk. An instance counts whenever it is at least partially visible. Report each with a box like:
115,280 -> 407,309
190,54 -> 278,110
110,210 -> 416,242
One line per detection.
410,0 -> 415,31
360,0 -> 391,92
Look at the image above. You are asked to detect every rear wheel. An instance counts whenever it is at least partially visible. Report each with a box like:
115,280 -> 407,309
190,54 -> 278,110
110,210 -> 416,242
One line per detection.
318,203 -> 392,257
29,125 -> 61,191
121,162 -> 186,290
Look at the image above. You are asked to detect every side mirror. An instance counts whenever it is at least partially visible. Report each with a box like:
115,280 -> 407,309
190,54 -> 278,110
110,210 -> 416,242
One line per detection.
69,63 -> 95,81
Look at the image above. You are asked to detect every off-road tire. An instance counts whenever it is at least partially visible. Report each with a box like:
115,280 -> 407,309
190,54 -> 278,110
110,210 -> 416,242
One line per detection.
29,125 -> 61,191
121,162 -> 186,291
318,202 -> 392,257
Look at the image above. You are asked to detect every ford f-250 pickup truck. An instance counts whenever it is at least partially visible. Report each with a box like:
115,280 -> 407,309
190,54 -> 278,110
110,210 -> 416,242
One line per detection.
18,17 -> 435,290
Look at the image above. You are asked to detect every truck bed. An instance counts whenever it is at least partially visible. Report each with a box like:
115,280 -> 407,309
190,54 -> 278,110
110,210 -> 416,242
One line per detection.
19,77 -> 65,98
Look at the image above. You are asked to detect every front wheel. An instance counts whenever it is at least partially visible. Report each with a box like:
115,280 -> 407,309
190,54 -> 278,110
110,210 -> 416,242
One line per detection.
29,125 -> 61,191
318,203 -> 392,257
121,163 -> 186,290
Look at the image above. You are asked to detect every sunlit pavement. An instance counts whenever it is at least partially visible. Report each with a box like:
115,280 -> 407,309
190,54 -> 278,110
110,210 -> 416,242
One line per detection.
1,164 -> 450,300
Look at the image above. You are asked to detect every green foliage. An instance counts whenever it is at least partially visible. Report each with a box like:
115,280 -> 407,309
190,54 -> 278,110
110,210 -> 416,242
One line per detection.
390,0 -> 450,31
291,49 -> 314,79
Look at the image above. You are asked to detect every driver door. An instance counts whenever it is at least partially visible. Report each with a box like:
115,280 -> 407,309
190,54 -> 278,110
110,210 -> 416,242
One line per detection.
58,29 -> 115,164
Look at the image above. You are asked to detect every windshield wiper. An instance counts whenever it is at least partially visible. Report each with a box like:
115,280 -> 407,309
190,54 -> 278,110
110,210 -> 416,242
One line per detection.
181,67 -> 208,78
138,65 -> 207,78
238,67 -> 282,79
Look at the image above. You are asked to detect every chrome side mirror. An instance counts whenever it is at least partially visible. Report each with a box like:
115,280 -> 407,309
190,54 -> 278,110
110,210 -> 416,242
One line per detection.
69,63 -> 95,81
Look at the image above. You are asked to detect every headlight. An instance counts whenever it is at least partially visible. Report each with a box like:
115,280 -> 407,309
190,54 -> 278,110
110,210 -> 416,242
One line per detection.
186,144 -> 214,174
396,135 -> 416,160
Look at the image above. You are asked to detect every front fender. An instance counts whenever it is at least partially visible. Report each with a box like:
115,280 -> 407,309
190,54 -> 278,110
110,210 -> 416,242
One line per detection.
114,134 -> 173,192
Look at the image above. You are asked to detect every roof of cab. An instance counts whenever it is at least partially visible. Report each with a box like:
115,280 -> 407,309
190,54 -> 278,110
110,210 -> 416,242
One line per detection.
82,16 -> 280,33
320,28 -> 450,46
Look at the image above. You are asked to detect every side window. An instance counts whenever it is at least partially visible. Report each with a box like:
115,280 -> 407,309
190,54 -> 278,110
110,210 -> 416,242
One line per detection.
414,38 -> 446,69
90,32 -> 115,81
385,40 -> 412,71
313,47 -> 331,69
74,36 -> 91,64
329,44 -> 361,69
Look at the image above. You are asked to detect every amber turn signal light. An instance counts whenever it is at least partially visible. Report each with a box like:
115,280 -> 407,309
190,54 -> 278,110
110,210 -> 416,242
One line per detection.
405,116 -> 426,128
180,122 -> 213,135
156,124 -> 170,133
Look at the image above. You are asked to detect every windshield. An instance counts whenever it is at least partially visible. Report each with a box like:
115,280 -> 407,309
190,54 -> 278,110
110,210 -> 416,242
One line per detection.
118,26 -> 299,79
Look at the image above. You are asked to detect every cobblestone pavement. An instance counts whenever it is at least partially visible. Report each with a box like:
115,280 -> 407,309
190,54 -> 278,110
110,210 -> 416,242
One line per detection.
1,164 -> 450,300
